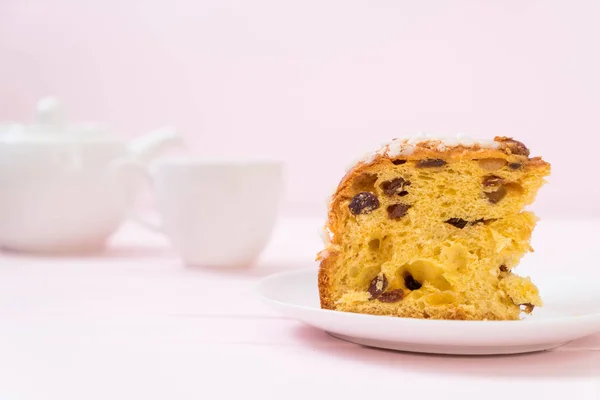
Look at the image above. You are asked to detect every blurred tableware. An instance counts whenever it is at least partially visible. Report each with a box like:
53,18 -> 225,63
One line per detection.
127,156 -> 284,268
0,96 -> 183,254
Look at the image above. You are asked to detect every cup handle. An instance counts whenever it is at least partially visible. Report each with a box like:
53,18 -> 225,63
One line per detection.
109,158 -> 163,233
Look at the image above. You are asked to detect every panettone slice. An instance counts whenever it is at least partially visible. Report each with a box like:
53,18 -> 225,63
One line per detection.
317,136 -> 550,321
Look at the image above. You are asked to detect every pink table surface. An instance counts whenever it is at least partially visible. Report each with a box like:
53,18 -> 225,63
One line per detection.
0,217 -> 598,400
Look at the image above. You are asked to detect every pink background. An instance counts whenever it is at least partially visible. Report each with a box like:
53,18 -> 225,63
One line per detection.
1,1 -> 598,218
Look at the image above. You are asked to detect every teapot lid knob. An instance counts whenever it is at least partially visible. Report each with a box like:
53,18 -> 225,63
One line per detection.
36,96 -> 67,127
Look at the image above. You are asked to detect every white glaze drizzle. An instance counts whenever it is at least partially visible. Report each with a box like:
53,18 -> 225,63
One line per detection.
344,134 -> 500,172
318,226 -> 333,246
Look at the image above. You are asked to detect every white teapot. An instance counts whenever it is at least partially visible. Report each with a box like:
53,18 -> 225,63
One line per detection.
0,97 -> 183,253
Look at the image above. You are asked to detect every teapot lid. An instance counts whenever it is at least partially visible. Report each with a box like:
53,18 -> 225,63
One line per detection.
0,97 -> 121,144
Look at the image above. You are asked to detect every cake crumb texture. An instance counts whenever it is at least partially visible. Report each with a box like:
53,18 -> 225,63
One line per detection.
318,136 -> 550,321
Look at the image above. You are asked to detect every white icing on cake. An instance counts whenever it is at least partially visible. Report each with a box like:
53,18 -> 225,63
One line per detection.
319,226 -> 333,246
344,134 -> 500,172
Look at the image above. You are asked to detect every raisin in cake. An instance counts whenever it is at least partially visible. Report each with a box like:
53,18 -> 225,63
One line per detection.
317,135 -> 550,321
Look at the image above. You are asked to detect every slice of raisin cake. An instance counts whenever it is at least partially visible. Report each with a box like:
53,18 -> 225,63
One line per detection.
317,136 -> 551,321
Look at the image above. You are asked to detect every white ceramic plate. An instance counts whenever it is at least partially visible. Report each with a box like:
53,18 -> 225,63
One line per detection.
257,268 -> 600,355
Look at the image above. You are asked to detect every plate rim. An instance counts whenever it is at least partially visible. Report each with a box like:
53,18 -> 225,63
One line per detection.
256,267 -> 600,326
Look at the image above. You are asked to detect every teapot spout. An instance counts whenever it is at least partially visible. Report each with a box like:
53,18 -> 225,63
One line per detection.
128,126 -> 184,164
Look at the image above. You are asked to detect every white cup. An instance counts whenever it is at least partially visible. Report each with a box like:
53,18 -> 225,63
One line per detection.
132,157 -> 285,268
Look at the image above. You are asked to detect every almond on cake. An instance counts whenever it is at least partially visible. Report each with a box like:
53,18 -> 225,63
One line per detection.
317,135 -> 550,321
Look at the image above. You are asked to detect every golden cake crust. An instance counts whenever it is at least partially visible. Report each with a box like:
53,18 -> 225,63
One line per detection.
317,136 -> 550,319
